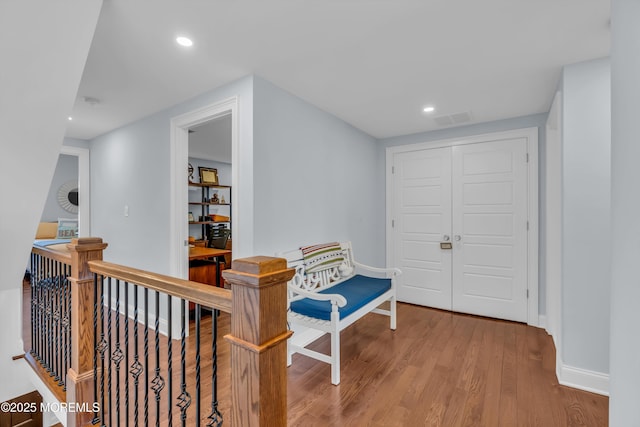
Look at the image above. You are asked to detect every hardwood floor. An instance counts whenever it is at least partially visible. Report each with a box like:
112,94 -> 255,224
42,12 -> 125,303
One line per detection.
22,279 -> 608,426
286,303 -> 608,427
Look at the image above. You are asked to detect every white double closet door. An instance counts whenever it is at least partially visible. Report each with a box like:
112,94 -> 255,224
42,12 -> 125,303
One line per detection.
391,138 -> 529,322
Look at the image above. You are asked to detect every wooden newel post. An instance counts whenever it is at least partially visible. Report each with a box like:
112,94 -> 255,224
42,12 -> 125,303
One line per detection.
66,238 -> 108,427
222,256 -> 294,427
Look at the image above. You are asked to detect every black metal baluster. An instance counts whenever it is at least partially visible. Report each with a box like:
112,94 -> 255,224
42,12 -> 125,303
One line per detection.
63,266 -> 70,391
114,279 -> 123,426
206,309 -> 222,427
144,288 -> 149,427
35,254 -> 42,363
54,261 -> 61,384
168,295 -> 173,427
195,304 -> 201,427
30,253 -> 36,358
130,284 -> 142,426
107,277 -> 113,427
177,299 -> 191,426
151,291 -> 165,425
45,258 -> 51,373
124,281 -> 130,427
38,257 -> 47,367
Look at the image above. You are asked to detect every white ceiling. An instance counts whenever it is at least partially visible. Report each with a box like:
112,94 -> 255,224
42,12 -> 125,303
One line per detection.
66,0 -> 610,141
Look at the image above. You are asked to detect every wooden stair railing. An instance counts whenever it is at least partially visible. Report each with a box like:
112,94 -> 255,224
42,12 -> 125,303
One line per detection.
28,237 -> 293,426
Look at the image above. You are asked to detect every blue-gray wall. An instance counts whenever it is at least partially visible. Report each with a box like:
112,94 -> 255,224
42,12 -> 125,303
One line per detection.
90,75 -> 253,272
252,77 -> 382,264
610,0 -> 640,423
561,58 -> 611,375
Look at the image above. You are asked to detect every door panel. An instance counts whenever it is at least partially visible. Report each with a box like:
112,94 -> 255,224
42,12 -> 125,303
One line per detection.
393,148 -> 452,310
452,139 -> 528,322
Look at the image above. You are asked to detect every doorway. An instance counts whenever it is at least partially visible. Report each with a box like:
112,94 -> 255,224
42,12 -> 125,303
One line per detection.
169,97 -> 239,336
386,128 -> 539,325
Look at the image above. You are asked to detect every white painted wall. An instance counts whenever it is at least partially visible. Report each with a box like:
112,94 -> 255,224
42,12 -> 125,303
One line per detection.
560,58 -> 610,380
90,76 -> 253,272
0,0 -> 102,405
609,0 -> 640,423
252,77 -> 382,265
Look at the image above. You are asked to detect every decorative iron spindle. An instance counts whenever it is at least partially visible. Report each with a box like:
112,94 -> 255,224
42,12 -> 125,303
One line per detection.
97,275 -> 108,427
62,265 -> 70,389
30,253 -> 37,360
167,295 -> 173,427
144,288 -> 149,427
177,299 -> 191,426
46,258 -> 52,373
151,291 -> 165,424
130,284 -> 143,426
113,279 -> 124,425
195,304 -> 201,426
124,281 -> 130,427
207,309 -> 222,427
107,277 -> 113,427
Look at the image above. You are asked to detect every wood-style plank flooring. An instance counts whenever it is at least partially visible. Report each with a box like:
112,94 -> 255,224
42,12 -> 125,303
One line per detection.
23,280 -> 608,426
286,303 -> 608,427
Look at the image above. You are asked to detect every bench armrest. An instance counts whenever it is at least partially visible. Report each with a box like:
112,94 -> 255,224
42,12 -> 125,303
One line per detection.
353,261 -> 402,278
288,282 -> 347,307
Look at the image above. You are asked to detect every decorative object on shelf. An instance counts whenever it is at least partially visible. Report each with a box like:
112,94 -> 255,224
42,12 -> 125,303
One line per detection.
188,163 -> 194,183
220,195 -> 226,204
57,180 -> 79,214
188,212 -> 194,222
198,167 -> 218,184
211,193 -> 219,204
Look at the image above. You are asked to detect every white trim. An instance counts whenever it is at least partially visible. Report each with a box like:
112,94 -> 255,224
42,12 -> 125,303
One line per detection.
538,314 -> 547,329
60,145 -> 90,236
385,127 -> 540,326
108,294 -> 170,337
169,97 -> 239,337
545,91 -> 563,360
558,363 -> 609,396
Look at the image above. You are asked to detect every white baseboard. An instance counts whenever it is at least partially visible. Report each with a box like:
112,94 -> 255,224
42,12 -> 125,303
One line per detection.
538,314 -> 547,329
558,363 -> 609,396
108,296 -> 169,337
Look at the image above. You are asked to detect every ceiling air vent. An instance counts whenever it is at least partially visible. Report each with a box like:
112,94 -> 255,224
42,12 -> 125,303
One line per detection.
433,111 -> 473,127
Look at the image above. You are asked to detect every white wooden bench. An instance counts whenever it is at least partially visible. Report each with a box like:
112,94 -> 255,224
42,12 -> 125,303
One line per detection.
279,241 -> 401,385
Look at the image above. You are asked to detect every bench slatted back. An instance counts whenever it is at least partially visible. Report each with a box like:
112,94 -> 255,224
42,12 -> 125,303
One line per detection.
280,241 -> 356,301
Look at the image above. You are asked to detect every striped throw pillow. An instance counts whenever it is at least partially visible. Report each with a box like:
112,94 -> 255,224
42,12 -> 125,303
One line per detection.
300,242 -> 344,273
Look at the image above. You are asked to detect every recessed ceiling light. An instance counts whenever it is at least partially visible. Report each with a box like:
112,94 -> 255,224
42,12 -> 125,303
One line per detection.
68,116 -> 73,121
423,106 -> 435,113
176,36 -> 193,47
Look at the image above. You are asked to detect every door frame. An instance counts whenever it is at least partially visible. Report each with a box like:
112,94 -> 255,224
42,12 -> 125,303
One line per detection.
386,127 -> 539,326
168,97 -> 239,336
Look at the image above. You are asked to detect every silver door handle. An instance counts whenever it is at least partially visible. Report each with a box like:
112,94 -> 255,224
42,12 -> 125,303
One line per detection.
454,235 -> 461,241
443,235 -> 450,241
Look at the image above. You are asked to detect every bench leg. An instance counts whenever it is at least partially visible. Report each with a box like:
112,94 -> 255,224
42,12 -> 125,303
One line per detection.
331,326 -> 340,385
390,295 -> 397,330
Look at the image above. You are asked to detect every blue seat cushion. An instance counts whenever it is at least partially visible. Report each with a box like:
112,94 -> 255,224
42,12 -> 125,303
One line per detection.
290,275 -> 391,321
